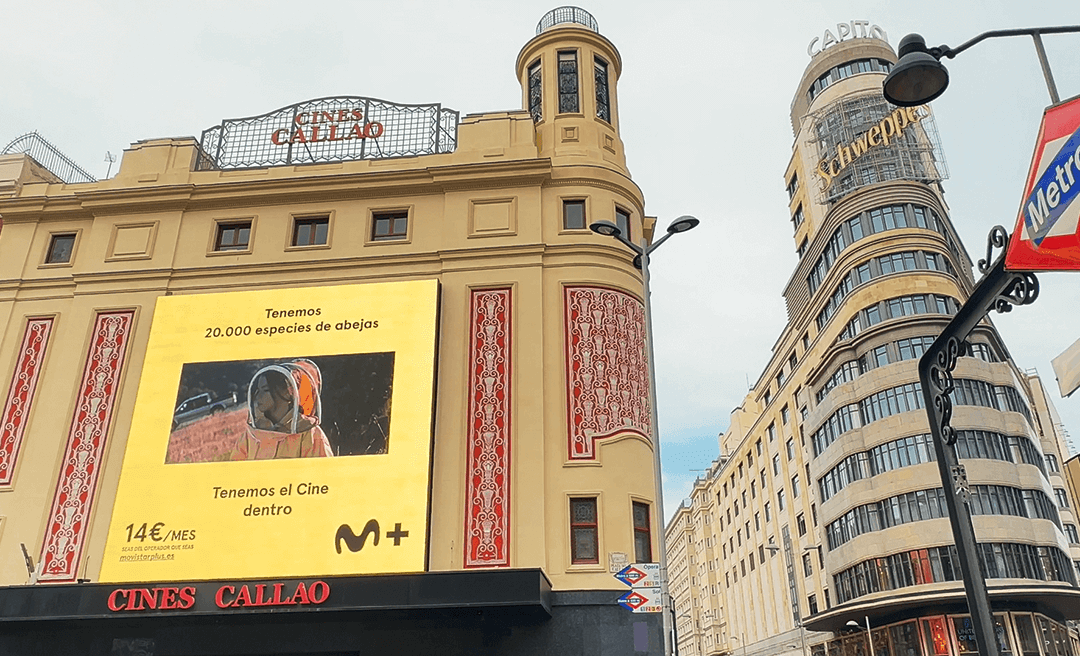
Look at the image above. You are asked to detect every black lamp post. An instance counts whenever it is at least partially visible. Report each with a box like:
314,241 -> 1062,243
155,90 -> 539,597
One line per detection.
590,215 -> 699,656
882,25 -> 1080,656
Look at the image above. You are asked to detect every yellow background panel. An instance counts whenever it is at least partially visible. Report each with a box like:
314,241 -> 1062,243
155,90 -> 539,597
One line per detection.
99,280 -> 438,583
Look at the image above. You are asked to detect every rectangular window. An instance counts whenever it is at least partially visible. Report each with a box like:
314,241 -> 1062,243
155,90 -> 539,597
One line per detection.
792,204 -> 805,230
1055,488 -> 1070,509
615,207 -> 631,241
372,211 -> 408,241
215,221 -> 252,251
46,233 -> 76,263
292,215 -> 329,247
778,489 -> 786,511
768,423 -> 777,441
797,513 -> 806,536
756,439 -> 763,456
1065,524 -> 1079,544
808,593 -> 818,615
528,60 -> 543,122
558,51 -> 579,113
765,502 -> 772,522
594,57 -> 610,122
563,199 -> 586,230
570,497 -> 599,564
803,552 -> 813,577
787,173 -> 799,199
633,501 -> 653,562
773,454 -> 780,475
786,438 -> 795,460
782,405 -> 790,425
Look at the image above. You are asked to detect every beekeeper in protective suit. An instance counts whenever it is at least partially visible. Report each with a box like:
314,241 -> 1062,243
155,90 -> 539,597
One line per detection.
233,359 -> 334,460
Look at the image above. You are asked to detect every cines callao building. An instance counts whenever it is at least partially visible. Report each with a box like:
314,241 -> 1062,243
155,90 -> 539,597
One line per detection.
0,8 -> 670,655
666,21 -> 1080,656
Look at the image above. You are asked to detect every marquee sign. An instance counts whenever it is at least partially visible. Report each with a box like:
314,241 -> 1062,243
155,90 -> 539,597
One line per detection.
195,96 -> 459,171
816,105 -> 927,188
1006,95 -> 1080,271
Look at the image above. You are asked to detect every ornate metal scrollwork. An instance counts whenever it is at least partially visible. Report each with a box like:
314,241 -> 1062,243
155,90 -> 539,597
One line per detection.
992,271 -> 1039,314
927,336 -> 964,445
978,225 -> 1009,274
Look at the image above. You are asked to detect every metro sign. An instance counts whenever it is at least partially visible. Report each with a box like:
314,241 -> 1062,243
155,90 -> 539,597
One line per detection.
614,563 -> 660,588
1006,95 -> 1080,271
617,586 -> 662,613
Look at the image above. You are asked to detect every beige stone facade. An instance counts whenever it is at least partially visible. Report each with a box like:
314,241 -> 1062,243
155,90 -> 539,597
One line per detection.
667,34 -> 1080,656
0,15 -> 665,654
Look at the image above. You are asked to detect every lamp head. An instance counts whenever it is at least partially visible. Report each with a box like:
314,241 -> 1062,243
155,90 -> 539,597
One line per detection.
589,220 -> 621,237
846,620 -> 861,629
883,34 -> 949,106
666,215 -> 700,234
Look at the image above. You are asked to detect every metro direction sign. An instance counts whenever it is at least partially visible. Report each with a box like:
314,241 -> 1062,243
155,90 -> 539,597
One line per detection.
1006,95 -> 1080,271
617,587 -> 662,613
614,563 -> 661,588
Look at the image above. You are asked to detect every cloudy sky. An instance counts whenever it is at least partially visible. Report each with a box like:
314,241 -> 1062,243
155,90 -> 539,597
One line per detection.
3,1 -> 1079,522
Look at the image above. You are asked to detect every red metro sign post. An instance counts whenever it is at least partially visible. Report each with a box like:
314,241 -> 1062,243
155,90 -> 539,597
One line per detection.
1006,95 -> 1080,271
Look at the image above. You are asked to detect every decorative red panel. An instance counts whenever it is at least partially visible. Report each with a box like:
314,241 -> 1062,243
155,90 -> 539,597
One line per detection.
565,286 -> 650,460
464,288 -> 511,568
0,318 -> 54,487
39,311 -> 134,583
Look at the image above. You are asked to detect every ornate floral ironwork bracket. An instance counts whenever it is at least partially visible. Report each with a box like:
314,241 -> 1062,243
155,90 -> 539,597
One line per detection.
917,226 -> 1038,656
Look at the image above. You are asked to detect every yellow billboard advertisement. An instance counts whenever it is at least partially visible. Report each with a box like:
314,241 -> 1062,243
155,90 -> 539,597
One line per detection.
99,280 -> 439,583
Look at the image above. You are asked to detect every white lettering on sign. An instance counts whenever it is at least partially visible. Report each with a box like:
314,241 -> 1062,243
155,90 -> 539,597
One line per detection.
808,21 -> 888,57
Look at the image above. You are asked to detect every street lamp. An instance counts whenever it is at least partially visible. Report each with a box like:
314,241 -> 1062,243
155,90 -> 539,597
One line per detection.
883,26 -> 1080,106
846,617 -> 875,656
590,215 -> 699,656
680,612 -> 705,656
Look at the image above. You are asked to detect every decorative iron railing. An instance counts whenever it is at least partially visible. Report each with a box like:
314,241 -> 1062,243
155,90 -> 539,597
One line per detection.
194,96 -> 459,171
1,132 -> 96,184
536,6 -> 599,34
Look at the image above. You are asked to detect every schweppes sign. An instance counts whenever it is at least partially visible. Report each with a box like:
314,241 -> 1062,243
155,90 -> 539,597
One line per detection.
816,105 -> 929,188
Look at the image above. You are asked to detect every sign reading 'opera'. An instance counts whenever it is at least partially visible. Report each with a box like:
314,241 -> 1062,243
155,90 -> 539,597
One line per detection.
195,96 -> 459,170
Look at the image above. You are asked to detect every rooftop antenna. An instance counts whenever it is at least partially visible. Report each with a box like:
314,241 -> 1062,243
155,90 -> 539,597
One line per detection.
104,151 -> 117,178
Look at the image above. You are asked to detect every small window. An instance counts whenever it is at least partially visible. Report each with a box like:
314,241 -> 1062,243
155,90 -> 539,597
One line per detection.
797,513 -> 807,536
808,593 -> 818,615
372,211 -> 408,241
216,221 -> 251,251
564,200 -> 586,230
570,497 -> 599,564
615,207 -> 631,241
293,216 -> 329,247
528,59 -> 543,123
558,50 -> 579,113
1065,524 -> 1080,544
777,488 -> 786,511
803,551 -> 813,576
786,438 -> 795,460
633,501 -> 652,563
782,405 -> 790,425
594,57 -> 610,122
46,233 -> 76,263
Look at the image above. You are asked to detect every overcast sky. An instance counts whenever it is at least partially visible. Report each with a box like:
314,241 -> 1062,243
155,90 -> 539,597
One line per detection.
3,1 -> 1079,522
